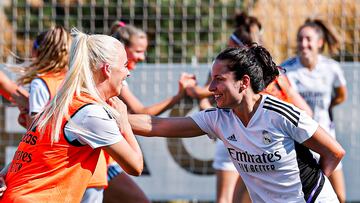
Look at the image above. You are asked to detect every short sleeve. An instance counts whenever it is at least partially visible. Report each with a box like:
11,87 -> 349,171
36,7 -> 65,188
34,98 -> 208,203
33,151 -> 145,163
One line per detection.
283,110 -> 319,143
190,109 -> 219,140
332,63 -> 346,88
29,78 -> 50,114
64,104 -> 123,149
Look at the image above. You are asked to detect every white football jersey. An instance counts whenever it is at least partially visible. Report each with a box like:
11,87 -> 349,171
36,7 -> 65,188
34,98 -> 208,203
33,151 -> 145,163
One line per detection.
283,55 -> 346,134
191,95 -> 327,203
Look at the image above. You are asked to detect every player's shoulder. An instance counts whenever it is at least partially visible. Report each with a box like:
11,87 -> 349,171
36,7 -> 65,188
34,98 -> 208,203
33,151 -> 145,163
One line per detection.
319,55 -> 339,65
318,55 -> 342,71
280,57 -> 298,69
262,95 -> 301,127
74,103 -> 113,120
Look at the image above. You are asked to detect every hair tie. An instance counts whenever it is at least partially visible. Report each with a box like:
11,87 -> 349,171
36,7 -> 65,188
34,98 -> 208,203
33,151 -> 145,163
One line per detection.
277,66 -> 286,74
119,21 -> 126,27
33,40 -> 40,50
230,33 -> 244,46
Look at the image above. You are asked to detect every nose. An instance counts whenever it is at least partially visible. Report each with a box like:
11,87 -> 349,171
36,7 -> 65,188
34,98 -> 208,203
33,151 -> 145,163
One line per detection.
208,80 -> 216,92
299,38 -> 307,48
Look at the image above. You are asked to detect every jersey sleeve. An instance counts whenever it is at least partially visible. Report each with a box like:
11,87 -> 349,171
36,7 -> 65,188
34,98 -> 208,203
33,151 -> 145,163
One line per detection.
283,109 -> 319,143
64,104 -> 123,149
190,109 -> 218,140
29,78 -> 50,114
332,63 -> 347,88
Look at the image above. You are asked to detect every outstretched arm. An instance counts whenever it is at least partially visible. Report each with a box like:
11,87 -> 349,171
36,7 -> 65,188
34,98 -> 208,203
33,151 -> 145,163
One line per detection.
120,73 -> 196,116
129,114 -> 206,138
302,126 -> 345,177
119,85 -> 184,116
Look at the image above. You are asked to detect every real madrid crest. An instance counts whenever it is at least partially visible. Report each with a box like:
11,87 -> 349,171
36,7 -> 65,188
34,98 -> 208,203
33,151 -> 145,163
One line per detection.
262,130 -> 272,145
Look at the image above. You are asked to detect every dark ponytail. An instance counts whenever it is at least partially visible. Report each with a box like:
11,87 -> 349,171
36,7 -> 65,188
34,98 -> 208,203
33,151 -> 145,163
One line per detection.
250,45 -> 278,87
215,45 -> 279,93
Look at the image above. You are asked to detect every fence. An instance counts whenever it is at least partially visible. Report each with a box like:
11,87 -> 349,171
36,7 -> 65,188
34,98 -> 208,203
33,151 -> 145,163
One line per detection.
1,63 -> 360,201
1,0 -> 360,202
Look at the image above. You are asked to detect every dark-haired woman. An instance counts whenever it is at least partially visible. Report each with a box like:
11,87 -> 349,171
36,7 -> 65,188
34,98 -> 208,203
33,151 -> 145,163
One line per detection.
283,18 -> 347,203
129,46 -> 344,203
186,12 -> 312,203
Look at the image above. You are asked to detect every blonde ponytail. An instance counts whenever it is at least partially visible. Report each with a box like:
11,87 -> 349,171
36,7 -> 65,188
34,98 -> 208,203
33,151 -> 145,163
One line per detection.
34,28 -> 126,143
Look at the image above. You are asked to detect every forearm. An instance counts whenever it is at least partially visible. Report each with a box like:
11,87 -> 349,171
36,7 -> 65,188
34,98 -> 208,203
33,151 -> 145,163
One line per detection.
330,86 -> 347,108
330,97 -> 346,108
129,114 -> 205,138
128,114 -> 155,136
120,86 -> 184,116
0,80 -> 18,102
319,154 -> 342,177
303,127 -> 345,177
141,93 -> 183,116
120,121 -> 143,157
194,86 -> 213,99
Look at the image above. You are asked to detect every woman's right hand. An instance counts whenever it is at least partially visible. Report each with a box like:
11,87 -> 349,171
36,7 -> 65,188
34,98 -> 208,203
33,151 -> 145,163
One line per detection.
107,96 -> 130,134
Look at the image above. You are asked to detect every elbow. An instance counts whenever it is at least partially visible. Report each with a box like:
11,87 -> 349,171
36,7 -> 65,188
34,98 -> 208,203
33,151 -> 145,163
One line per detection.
336,146 -> 346,161
127,167 -> 143,176
306,109 -> 313,118
127,155 -> 144,176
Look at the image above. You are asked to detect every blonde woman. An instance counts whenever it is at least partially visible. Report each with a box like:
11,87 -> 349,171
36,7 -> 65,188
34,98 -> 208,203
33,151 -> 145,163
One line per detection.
0,29 -> 143,202
14,26 -> 108,202
99,21 -> 195,203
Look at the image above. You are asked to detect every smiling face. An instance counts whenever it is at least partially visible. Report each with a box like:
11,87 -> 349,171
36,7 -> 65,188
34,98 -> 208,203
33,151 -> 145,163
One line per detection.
297,26 -> 323,65
125,36 -> 148,70
208,59 -> 243,108
109,46 -> 130,96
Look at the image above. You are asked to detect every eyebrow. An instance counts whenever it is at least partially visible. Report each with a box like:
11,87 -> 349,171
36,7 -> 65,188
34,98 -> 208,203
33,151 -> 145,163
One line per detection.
124,61 -> 128,66
212,74 -> 224,79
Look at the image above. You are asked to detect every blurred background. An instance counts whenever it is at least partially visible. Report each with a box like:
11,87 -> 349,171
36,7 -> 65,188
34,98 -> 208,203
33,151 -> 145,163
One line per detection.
0,0 -> 359,202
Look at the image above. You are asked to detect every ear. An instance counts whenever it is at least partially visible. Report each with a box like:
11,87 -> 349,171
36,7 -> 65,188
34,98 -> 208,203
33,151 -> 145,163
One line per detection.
101,63 -> 111,78
239,75 -> 251,92
317,38 -> 324,49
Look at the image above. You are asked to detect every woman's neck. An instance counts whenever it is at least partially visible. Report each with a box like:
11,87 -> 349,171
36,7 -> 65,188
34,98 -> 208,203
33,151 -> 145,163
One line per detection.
233,94 -> 262,127
300,55 -> 318,71
96,82 -> 111,101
